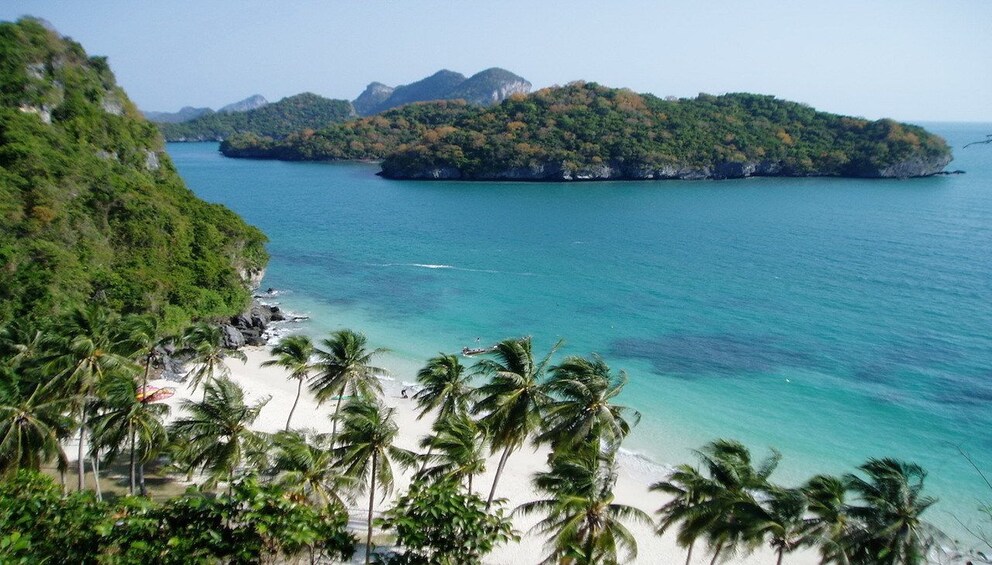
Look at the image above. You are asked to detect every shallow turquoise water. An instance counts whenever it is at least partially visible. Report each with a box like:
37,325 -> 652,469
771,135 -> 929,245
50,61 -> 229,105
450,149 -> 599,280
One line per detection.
168,123 -> 992,537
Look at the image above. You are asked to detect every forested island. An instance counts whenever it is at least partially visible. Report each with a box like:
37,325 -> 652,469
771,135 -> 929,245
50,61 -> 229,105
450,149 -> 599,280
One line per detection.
222,83 -> 952,180
156,92 -> 355,142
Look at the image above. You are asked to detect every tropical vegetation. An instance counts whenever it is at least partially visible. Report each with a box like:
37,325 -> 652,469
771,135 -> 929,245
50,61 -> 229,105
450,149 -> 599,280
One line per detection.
0,17 -> 268,329
221,82 -> 951,180
155,92 -> 355,141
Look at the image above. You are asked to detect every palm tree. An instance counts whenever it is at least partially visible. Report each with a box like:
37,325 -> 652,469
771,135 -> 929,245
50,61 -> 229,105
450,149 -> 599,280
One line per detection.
473,336 -> 560,509
651,463 -> 711,565
46,304 -> 134,492
270,429 -> 351,509
539,354 -> 640,455
118,314 -> 176,397
169,377 -> 269,491
417,412 -> 487,493
518,446 -> 652,565
679,439 -> 781,565
757,487 -> 809,565
844,458 -> 939,565
334,397 -> 415,565
261,335 -> 315,430
0,367 -> 72,477
181,322 -> 247,398
413,353 -> 475,420
89,372 -> 169,495
309,329 -> 388,440
803,474 -> 852,565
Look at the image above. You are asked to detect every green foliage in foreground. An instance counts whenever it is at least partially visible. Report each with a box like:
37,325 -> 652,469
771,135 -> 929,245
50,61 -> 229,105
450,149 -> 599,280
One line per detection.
157,92 -> 355,141
0,18 -> 268,329
378,478 -> 517,565
221,82 -> 950,180
0,471 -> 355,564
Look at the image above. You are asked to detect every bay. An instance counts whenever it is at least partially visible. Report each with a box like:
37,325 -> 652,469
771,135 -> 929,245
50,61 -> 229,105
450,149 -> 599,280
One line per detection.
168,122 -> 992,538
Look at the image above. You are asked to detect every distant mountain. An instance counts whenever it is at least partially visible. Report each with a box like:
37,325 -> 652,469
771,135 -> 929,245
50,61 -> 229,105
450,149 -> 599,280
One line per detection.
219,94 -> 268,113
143,105 -> 213,123
353,68 -> 531,115
156,92 -> 354,141
446,68 -> 532,106
352,82 -> 394,116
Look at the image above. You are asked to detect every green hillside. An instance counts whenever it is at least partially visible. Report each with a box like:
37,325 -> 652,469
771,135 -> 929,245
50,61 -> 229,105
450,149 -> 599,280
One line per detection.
0,18 -> 267,327
223,82 -> 952,181
156,92 -> 355,141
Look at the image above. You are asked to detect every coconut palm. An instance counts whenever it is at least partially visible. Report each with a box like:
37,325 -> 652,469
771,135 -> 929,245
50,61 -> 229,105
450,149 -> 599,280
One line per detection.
334,397 -> 415,565
803,474 -> 853,565
89,372 -> 169,495
682,439 -> 781,565
270,429 -> 352,509
0,367 -> 72,477
417,412 -> 487,493
413,353 -> 475,420
261,335 -> 315,430
756,487 -> 810,565
309,329 -> 388,441
118,314 -> 177,397
518,446 -> 652,565
844,458 -> 939,565
539,354 -> 640,455
169,377 -> 269,491
181,322 -> 247,397
651,463 -> 711,565
46,304 -> 134,491
473,336 -> 560,509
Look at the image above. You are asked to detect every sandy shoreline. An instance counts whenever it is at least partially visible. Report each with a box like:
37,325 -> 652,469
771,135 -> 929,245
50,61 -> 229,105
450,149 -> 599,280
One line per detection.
142,346 -> 820,564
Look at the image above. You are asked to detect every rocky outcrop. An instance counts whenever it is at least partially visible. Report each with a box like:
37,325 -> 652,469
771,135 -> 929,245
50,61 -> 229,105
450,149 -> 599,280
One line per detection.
353,82 -> 395,116
874,153 -> 953,178
228,301 -> 287,346
381,155 -> 949,182
218,94 -> 268,114
353,68 -> 532,115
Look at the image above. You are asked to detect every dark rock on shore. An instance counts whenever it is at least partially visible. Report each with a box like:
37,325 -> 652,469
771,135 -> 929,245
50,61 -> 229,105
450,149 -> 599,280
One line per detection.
380,154 -> 953,182
228,301 -> 288,346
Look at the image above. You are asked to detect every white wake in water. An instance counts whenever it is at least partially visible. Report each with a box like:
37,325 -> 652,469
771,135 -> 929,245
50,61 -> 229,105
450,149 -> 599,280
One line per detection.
369,262 -> 535,276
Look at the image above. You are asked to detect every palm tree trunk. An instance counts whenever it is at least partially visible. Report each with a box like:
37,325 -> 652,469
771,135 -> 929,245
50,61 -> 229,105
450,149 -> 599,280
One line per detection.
776,547 -> 785,565
139,461 -> 146,496
486,444 -> 513,510
331,392 -> 345,441
91,453 -> 102,501
709,541 -> 724,565
129,423 -> 137,495
287,378 -> 303,431
77,424 -> 86,491
365,452 -> 378,565
685,541 -> 694,565
418,444 -> 434,475
468,473 -> 473,495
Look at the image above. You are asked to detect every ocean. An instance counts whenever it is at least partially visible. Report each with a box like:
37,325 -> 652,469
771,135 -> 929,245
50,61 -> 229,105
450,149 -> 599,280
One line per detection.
167,122 -> 992,540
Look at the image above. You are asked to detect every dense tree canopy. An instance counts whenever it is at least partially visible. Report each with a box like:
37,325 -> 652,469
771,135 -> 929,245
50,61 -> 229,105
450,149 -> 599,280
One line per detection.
222,82 -> 951,181
156,92 -> 355,141
0,18 -> 268,329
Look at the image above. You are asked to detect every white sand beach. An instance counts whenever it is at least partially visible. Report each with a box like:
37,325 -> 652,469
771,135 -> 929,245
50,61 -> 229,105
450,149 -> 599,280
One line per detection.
143,346 -> 821,565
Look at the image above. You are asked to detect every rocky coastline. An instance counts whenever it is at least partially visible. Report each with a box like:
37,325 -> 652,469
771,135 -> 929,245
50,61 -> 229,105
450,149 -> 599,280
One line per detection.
379,153 -> 954,182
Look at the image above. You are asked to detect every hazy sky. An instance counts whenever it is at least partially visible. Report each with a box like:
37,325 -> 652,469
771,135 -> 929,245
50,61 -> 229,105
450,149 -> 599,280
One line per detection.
2,1 -> 989,122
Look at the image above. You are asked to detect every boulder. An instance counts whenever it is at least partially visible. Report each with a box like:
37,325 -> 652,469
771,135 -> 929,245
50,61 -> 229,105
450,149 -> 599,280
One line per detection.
220,324 -> 245,348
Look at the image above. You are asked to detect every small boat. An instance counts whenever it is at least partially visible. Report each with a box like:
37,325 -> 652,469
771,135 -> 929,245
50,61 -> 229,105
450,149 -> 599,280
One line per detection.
137,386 -> 175,403
461,346 -> 494,357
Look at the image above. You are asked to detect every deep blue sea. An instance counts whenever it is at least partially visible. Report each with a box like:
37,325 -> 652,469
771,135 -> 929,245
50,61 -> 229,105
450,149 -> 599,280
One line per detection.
168,123 -> 992,538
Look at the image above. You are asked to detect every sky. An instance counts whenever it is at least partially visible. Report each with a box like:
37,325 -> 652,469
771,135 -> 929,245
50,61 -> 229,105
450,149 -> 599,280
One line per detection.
1,0 -> 989,122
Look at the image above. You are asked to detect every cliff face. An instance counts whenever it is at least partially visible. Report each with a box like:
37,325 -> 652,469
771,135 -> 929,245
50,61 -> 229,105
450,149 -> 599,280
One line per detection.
353,82 -> 394,115
381,155 -> 953,182
352,68 -> 532,115
218,94 -> 268,113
